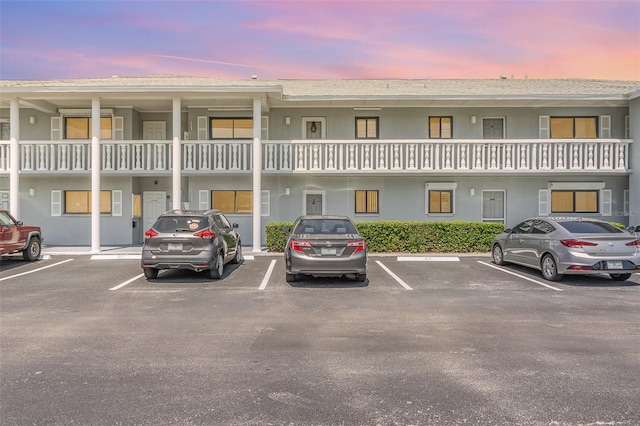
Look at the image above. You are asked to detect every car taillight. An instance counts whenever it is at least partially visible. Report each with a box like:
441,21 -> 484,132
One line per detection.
626,240 -> 640,246
194,229 -> 216,239
346,240 -> 366,253
560,239 -> 598,248
290,240 -> 312,252
144,229 -> 158,238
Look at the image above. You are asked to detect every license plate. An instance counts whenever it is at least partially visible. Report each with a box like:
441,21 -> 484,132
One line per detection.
321,248 -> 336,256
168,243 -> 183,251
607,261 -> 623,269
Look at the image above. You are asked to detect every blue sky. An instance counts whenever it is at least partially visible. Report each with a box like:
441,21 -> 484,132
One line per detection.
1,0 -> 639,80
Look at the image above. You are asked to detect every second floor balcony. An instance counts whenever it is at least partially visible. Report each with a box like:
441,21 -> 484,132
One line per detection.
0,138 -> 632,175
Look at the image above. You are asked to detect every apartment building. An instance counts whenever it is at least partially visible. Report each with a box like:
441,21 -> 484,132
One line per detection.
1,76 -> 639,250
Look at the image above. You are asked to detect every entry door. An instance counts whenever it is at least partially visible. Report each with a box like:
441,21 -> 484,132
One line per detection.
143,191 -> 166,231
482,118 -> 504,139
482,190 -> 505,223
143,121 -> 166,140
305,193 -> 323,215
0,191 -> 9,210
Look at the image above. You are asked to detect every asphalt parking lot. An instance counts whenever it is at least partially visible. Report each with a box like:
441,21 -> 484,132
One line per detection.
1,252 -> 640,425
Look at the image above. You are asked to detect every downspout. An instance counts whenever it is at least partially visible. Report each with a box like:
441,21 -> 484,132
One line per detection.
91,98 -> 101,253
252,98 -> 262,252
172,98 -> 182,210
9,99 -> 19,218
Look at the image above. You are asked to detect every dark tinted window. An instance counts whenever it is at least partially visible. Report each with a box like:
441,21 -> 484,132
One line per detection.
532,220 -> 555,234
295,219 -> 357,234
512,220 -> 533,234
558,221 -> 622,234
155,216 -> 208,232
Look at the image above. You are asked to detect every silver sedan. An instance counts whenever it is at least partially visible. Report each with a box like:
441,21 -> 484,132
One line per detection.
284,215 -> 367,282
492,217 -> 640,281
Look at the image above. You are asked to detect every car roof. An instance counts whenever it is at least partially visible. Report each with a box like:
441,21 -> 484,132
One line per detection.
295,215 -> 353,220
161,209 -> 221,216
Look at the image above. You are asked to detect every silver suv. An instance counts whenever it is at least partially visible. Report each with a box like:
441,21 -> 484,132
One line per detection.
141,209 -> 242,279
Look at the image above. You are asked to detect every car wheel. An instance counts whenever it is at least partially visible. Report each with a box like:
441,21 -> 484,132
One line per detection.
492,244 -> 505,265
610,273 -> 632,281
285,272 -> 298,282
22,237 -> 41,261
210,251 -> 223,279
354,273 -> 367,282
143,268 -> 158,279
541,254 -> 562,281
231,242 -> 242,264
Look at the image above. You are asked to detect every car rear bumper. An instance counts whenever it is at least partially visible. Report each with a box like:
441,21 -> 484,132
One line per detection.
141,250 -> 214,271
287,251 -> 367,276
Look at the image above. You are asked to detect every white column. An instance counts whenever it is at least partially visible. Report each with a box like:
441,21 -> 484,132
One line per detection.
252,98 -> 262,252
9,99 -> 20,218
172,98 -> 182,210
629,98 -> 640,225
91,98 -> 101,253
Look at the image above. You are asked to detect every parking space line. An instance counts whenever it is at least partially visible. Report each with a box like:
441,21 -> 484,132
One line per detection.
397,256 -> 459,262
375,260 -> 413,290
0,259 -> 74,282
477,261 -> 563,291
109,273 -> 144,291
259,259 -> 277,291
92,254 -> 141,260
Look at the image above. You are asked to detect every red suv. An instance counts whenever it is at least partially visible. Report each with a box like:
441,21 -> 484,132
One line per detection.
0,210 -> 43,261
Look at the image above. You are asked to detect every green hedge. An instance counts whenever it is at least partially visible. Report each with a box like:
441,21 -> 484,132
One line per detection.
266,220 -> 506,253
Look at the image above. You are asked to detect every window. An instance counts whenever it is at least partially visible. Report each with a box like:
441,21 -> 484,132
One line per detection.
132,194 -> 142,217
429,190 -> 452,213
550,117 -> 597,139
65,117 -> 112,139
211,118 -> 253,139
64,190 -> 112,214
355,190 -> 379,214
429,117 -> 452,139
551,190 -> 598,213
0,121 -> 9,140
356,117 -> 378,139
212,190 -> 253,213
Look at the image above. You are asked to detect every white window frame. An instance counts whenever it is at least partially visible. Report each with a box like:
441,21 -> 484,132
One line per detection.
543,182 -> 608,215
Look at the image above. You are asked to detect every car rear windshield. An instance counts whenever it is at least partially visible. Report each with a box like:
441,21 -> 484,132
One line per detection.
294,219 -> 357,234
154,216 -> 209,232
558,221 -> 622,234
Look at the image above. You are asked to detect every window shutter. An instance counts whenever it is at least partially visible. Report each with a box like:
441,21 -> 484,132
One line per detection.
51,190 -> 62,216
51,117 -> 62,140
199,190 -> 210,210
261,190 -> 270,217
538,189 -> 549,216
112,190 -> 123,216
113,116 -> 124,140
599,116 -> 611,138
261,116 -> 269,140
539,116 -> 550,139
197,116 -> 208,140
601,189 -> 612,216
624,189 -> 629,215
625,115 -> 630,139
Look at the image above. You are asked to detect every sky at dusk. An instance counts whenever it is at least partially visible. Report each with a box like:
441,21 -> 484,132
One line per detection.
0,0 -> 639,81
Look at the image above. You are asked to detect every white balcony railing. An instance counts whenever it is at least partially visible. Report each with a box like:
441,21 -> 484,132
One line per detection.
0,138 -> 631,174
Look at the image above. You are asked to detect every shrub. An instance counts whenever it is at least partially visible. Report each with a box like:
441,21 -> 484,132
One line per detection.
265,220 -> 505,253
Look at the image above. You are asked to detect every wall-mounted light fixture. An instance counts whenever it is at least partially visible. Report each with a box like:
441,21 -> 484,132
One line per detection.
469,188 -> 475,196
471,116 -> 477,124
285,187 -> 290,195
285,116 -> 291,126
29,116 -> 36,125
29,188 -> 36,196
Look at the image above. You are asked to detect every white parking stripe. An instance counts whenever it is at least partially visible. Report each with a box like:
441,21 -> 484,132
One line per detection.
92,254 -> 141,260
477,261 -> 563,291
0,259 -> 74,282
109,273 -> 144,291
397,256 -> 459,262
259,259 -> 277,291
375,260 -> 413,291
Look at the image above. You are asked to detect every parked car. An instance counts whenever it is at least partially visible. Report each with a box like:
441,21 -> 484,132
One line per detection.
141,209 -> 242,279
284,215 -> 367,282
0,209 -> 42,261
492,217 -> 640,281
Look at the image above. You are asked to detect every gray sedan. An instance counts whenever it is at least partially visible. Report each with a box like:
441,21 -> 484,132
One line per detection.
284,215 -> 367,282
492,217 -> 640,281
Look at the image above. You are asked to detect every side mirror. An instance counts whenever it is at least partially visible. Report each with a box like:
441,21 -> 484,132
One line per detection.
504,228 -> 512,233
232,223 -> 239,229
17,220 -> 23,227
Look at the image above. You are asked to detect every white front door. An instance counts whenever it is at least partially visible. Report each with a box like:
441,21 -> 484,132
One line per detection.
143,191 -> 166,231
143,121 -> 166,140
